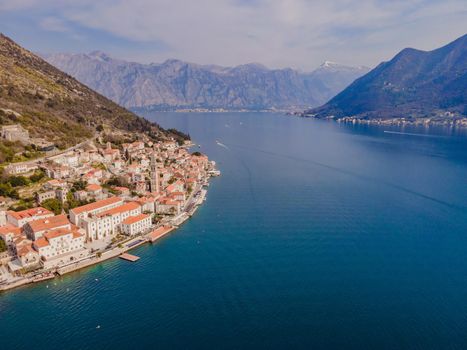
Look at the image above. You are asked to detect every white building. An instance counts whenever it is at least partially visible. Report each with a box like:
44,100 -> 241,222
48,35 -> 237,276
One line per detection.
156,198 -> 181,215
0,224 -> 22,248
16,242 -> 40,269
33,228 -> 87,269
135,197 -> 157,213
121,214 -> 152,236
24,214 -> 71,240
6,207 -> 54,228
81,201 -> 142,240
36,190 -> 56,204
53,153 -> 79,167
4,162 -> 38,176
1,124 -> 29,143
0,209 -> 7,226
69,196 -> 123,226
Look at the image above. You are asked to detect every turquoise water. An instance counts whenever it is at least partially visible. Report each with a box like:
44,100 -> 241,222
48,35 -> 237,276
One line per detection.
1,112 -> 467,349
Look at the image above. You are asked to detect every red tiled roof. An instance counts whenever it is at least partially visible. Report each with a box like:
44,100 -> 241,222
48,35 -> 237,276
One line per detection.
27,214 -> 70,233
18,243 -> 37,256
70,197 -> 122,215
113,186 -> 130,193
86,184 -> 102,192
0,224 -> 22,236
46,179 -> 65,187
122,213 -> 149,225
43,228 -> 74,240
34,237 -> 49,248
13,235 -> 28,245
136,197 -> 155,204
159,198 -> 179,206
170,192 -> 185,196
97,202 -> 140,217
7,207 -> 53,221
72,231 -> 83,239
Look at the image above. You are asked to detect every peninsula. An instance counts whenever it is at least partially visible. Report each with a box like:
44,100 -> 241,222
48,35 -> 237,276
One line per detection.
1,135 -> 219,291
0,34 -> 219,291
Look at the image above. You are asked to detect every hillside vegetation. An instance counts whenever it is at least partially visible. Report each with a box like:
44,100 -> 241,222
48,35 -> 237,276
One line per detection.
0,34 -> 184,154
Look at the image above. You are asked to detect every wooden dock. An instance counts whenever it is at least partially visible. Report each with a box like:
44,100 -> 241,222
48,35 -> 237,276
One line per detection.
119,253 -> 140,262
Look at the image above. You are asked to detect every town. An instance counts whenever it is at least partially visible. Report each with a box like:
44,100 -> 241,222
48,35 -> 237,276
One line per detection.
0,124 -> 219,291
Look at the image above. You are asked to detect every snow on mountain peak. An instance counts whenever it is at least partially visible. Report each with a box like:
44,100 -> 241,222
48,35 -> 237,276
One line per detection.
321,60 -> 339,68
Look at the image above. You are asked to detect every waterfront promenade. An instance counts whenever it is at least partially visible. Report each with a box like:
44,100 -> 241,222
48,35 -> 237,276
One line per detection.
0,184 -> 211,292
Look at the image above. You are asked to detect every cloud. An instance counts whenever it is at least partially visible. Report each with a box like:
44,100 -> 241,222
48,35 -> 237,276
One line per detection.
0,0 -> 41,11
39,17 -> 70,32
1,0 -> 466,70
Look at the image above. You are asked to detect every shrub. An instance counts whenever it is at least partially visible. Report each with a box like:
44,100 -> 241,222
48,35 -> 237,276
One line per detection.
72,180 -> 87,191
0,239 -> 7,253
9,176 -> 29,187
29,170 -> 45,183
41,198 -> 63,215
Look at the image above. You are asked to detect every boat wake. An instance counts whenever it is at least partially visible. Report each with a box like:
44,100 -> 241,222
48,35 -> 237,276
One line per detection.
383,130 -> 445,138
216,140 -> 229,150
223,142 -> 466,212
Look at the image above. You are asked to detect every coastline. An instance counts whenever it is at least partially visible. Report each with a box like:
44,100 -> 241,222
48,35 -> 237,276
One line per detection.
0,177 -> 213,292
294,113 -> 467,129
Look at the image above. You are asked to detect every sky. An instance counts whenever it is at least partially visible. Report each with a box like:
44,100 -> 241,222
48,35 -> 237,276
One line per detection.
0,0 -> 466,71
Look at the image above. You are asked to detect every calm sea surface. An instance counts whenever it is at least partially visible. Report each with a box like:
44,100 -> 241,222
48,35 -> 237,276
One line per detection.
1,112 -> 467,349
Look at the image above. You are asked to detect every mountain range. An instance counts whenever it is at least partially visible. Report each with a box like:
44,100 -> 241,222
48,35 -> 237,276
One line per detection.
0,33 -> 183,152
42,52 -> 369,111
307,34 -> 467,121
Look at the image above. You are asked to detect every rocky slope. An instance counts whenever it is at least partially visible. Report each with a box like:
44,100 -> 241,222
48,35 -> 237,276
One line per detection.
0,34 -> 183,150
43,52 -> 369,111
307,34 -> 467,121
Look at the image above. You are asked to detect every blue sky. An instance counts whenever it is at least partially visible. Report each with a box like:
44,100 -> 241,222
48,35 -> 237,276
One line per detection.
0,0 -> 466,71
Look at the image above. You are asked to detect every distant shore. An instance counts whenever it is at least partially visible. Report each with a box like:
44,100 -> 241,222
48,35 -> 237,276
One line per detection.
292,113 -> 467,129
132,107 -> 302,114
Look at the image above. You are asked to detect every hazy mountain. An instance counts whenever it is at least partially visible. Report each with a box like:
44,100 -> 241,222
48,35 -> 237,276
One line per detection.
42,52 -> 369,111
302,61 -> 371,108
307,34 -> 467,120
0,34 -> 181,149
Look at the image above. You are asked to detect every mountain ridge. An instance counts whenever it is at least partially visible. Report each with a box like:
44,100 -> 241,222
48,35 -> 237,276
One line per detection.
0,33 -> 185,152
42,52 -> 370,111
306,34 -> 467,123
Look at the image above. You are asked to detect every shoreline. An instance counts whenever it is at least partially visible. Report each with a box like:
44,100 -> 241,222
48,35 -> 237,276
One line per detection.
0,178 -> 214,293
294,114 -> 467,129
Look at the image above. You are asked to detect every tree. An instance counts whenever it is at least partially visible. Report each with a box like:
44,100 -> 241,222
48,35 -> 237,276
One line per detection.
0,183 -> 13,196
105,176 -> 129,188
29,170 -> 45,183
72,180 -> 87,192
92,162 -> 107,171
65,191 -> 79,210
8,189 -> 19,199
9,176 -> 29,187
41,198 -> 63,215
0,239 -> 7,253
